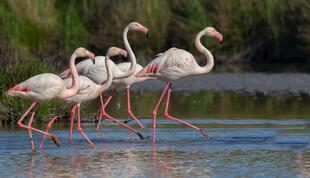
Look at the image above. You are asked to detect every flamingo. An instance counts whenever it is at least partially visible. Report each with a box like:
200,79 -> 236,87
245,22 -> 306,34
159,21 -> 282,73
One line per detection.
59,22 -> 149,130
5,47 -> 95,150
39,47 -> 144,149
136,27 -> 224,143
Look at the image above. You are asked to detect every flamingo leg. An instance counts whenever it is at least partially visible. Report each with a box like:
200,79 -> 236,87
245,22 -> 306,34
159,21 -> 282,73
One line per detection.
17,102 -> 60,147
126,86 -> 144,129
28,111 -> 36,151
96,93 -> 113,131
152,82 -> 170,143
39,115 -> 58,149
97,90 -> 144,139
163,83 -> 210,138
101,108 -> 144,139
69,105 -> 77,142
76,104 -> 95,147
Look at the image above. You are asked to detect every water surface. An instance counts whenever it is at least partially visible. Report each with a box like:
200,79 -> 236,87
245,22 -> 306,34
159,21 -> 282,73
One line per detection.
1,92 -> 310,177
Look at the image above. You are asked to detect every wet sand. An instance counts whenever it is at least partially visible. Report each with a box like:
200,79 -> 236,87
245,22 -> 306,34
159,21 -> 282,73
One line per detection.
130,73 -> 310,95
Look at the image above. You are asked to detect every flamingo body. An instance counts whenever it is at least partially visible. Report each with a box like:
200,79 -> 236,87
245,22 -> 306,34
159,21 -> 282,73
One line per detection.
62,76 -> 101,105
137,48 -> 200,81
62,58 -> 150,87
7,74 -> 68,102
74,56 -> 121,84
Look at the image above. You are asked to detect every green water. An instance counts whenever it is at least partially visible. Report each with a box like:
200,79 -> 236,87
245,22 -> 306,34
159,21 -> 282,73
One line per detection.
82,91 -> 310,121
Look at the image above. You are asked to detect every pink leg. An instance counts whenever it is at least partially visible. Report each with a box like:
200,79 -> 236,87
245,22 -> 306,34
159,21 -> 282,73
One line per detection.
152,82 -> 170,143
102,109 -> 144,139
39,115 -> 58,149
69,105 -> 77,142
28,111 -> 36,151
17,102 -> 60,147
97,90 -> 144,139
77,104 -> 95,147
96,93 -> 113,131
163,83 -> 210,138
126,86 -> 144,129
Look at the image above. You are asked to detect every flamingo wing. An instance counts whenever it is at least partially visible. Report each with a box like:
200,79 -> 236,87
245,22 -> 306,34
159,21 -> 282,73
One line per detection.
79,57 -> 124,84
136,48 -> 196,78
59,56 -> 108,84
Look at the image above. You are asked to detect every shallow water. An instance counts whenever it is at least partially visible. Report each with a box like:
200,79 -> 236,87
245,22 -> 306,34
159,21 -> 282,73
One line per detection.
1,118 -> 310,177
1,92 -> 310,177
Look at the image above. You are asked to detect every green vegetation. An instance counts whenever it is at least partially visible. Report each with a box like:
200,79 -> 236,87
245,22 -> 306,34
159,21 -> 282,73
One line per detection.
0,0 -> 308,65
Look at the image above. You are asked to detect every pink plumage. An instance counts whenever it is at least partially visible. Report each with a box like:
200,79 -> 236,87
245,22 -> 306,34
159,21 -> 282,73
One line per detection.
136,27 -> 224,143
39,47 -> 144,149
59,22 -> 151,131
6,47 -> 95,151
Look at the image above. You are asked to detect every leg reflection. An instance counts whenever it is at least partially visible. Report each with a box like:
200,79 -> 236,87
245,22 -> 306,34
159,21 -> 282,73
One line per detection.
152,143 -> 159,174
151,143 -> 170,177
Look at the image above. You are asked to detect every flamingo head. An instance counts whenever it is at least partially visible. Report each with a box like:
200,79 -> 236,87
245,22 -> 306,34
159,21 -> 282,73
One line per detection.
74,47 -> 96,64
129,22 -> 149,37
205,27 -> 223,43
107,47 -> 128,58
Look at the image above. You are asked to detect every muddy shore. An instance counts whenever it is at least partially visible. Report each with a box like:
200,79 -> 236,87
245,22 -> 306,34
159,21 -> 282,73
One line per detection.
130,73 -> 310,95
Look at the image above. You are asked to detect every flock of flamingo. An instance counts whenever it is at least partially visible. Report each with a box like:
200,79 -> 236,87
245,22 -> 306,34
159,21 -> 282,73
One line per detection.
5,22 -> 223,151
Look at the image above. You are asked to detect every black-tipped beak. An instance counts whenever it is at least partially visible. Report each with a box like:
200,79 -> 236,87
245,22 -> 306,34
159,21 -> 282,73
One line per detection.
146,32 -> 149,39
92,59 -> 96,64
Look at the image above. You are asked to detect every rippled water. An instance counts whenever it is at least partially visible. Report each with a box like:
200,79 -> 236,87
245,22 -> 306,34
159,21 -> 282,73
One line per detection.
1,91 -> 310,177
1,117 -> 310,177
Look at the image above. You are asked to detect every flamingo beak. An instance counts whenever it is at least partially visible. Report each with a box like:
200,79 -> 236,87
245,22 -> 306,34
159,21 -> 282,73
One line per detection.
146,31 -> 149,38
140,26 -> 149,38
88,52 -> 96,64
215,32 -> 224,43
120,50 -> 128,58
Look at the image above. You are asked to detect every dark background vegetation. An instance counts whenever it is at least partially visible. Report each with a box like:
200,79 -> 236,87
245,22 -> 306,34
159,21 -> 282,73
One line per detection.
0,0 -> 309,122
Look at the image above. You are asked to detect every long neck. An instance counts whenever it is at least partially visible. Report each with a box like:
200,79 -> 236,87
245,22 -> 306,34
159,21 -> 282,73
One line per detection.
60,53 -> 79,99
114,27 -> 136,79
194,31 -> 214,74
98,54 -> 113,92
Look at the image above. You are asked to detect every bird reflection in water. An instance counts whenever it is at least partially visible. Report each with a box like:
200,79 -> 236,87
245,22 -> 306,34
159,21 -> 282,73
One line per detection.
152,144 -> 171,177
297,151 -> 310,177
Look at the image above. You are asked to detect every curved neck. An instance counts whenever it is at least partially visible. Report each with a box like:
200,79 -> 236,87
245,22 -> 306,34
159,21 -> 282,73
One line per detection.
194,31 -> 214,74
98,54 -> 113,92
114,26 -> 136,79
60,53 -> 79,99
